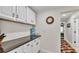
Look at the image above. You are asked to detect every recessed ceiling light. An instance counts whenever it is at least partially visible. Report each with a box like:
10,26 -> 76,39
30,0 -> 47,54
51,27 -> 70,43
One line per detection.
62,14 -> 66,17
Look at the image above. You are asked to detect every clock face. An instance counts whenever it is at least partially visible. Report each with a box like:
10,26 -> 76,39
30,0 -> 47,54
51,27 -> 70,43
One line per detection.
46,16 -> 54,24
47,18 -> 53,22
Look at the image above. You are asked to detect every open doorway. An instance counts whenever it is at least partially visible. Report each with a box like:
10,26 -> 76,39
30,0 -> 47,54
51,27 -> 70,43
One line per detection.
61,23 -> 64,39
60,11 -> 77,53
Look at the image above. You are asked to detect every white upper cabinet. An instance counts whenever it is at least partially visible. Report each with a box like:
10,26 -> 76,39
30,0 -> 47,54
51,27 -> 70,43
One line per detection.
16,6 -> 27,23
27,7 -> 36,25
0,6 -> 36,25
0,6 -> 15,20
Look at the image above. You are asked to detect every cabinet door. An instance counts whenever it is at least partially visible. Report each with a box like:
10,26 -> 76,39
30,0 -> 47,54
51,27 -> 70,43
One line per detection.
8,39 -> 40,53
16,6 -> 27,23
8,42 -> 33,53
0,6 -> 14,18
8,48 -> 21,53
27,7 -> 36,25
0,7 -> 1,13
23,41 -> 33,53
32,38 -> 40,53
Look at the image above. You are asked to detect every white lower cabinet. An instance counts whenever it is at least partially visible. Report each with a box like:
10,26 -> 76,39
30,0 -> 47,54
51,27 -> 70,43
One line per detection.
8,38 -> 40,53
23,41 -> 33,53
32,38 -> 40,53
8,47 -> 22,53
8,42 -> 32,53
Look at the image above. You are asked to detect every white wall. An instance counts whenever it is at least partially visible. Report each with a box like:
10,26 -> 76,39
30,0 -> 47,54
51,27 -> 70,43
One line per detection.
64,22 -> 68,41
36,7 -> 79,53
36,10 -> 60,53
64,12 -> 79,44
65,19 -> 73,44
0,20 -> 32,41
63,12 -> 79,53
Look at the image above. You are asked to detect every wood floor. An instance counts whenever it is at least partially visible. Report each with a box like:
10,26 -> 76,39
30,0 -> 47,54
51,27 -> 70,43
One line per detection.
61,39 -> 76,53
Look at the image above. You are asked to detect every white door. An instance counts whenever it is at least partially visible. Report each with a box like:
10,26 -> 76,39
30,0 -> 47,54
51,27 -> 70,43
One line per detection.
0,6 -> 14,19
16,6 -> 27,23
27,7 -> 36,25
73,19 -> 77,47
72,16 -> 79,48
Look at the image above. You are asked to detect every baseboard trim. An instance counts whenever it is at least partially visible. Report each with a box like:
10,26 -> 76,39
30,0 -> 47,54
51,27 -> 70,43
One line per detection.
40,49 -> 52,53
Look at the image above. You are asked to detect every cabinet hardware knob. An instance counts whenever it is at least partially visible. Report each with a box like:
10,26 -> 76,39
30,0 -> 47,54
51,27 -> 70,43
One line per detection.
34,40 -> 36,42
25,6 -> 27,8
74,41 -> 76,43
27,44 -> 30,46
16,14 -> 19,18
31,20 -> 33,22
12,13 -> 15,17
15,51 -> 17,53
74,21 -> 76,23
31,45 -> 33,47
74,31 -> 76,33
36,42 -> 39,45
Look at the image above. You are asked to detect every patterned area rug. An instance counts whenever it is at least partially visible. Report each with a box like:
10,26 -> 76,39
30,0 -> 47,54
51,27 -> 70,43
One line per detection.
61,39 -> 76,53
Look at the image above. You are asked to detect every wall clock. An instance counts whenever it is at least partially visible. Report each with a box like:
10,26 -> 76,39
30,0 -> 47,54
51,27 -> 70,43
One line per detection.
46,16 -> 54,24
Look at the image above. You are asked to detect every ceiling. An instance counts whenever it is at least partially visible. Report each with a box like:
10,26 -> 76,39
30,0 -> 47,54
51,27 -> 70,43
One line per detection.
30,6 -> 79,14
61,9 -> 79,22
30,6 -> 79,22
30,6 -> 64,13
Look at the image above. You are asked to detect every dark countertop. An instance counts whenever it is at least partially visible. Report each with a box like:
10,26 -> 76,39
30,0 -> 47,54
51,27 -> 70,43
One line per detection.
1,35 -> 41,53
